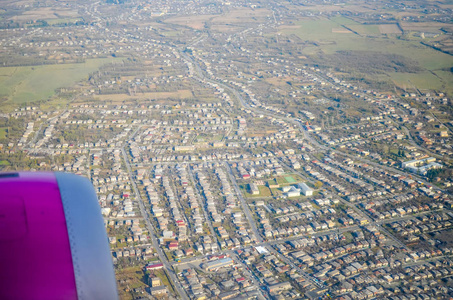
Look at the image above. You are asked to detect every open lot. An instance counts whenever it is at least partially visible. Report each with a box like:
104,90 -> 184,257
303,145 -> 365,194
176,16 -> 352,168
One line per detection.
240,184 -> 272,198
93,90 -> 193,102
346,24 -> 381,35
264,76 -> 292,87
378,24 -> 402,34
400,21 -> 450,34
208,8 -> 271,32
116,266 -> 147,300
211,8 -> 270,24
0,58 -> 122,104
0,127 -> 7,139
384,71 -> 452,94
165,9 -> 271,33
281,16 -> 451,69
165,14 -> 217,30
10,7 -> 80,22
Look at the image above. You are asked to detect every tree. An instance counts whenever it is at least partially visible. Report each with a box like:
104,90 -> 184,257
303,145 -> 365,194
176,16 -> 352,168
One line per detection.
426,168 -> 444,181
314,181 -> 323,189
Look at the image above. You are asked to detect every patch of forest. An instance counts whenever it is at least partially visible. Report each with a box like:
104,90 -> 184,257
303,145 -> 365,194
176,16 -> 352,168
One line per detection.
322,51 -> 422,74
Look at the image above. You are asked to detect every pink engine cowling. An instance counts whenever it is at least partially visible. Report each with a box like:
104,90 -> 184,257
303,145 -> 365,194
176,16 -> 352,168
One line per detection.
0,172 -> 118,300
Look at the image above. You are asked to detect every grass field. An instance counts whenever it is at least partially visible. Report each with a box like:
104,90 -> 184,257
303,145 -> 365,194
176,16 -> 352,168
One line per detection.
378,24 -> 402,34
116,266 -> 147,300
258,186 -> 272,197
0,127 -> 7,139
280,16 -> 450,68
208,8 -> 271,32
93,90 -> 193,102
348,24 -> 381,35
46,18 -> 83,25
211,8 -> 270,25
385,71 -> 445,91
240,184 -> 272,197
265,77 -> 291,86
400,21 -> 448,34
11,7 -> 80,22
0,58 -> 121,104
165,14 -> 217,30
280,16 -> 453,92
282,16 -> 451,69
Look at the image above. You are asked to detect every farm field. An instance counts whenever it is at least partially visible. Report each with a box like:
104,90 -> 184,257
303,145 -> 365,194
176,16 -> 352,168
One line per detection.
211,8 -> 270,24
400,21 -> 451,34
0,58 -> 122,104
280,16 -> 453,91
46,18 -> 83,25
347,24 -> 381,35
208,8 -> 271,32
10,7 -> 80,22
282,16 -> 450,68
384,71 -> 453,95
164,14 -> 217,30
378,24 -> 402,34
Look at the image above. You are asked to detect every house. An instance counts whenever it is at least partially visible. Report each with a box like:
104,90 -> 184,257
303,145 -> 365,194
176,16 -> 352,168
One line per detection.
202,257 -> 234,271
146,263 -> 164,271
152,206 -> 163,217
184,248 -> 194,256
149,277 -> 161,287
267,281 -> 292,293
218,291 -> 238,300
249,183 -> 260,195
168,241 -> 179,250
150,286 -> 168,296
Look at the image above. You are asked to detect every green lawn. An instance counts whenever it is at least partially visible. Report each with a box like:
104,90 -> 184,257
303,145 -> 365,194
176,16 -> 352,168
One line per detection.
0,58 -> 122,103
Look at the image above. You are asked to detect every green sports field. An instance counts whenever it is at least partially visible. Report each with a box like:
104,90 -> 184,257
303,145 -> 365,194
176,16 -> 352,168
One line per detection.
285,176 -> 296,183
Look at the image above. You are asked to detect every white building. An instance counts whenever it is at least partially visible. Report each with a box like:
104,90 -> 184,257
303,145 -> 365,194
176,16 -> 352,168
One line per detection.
286,186 -> 301,197
298,183 -> 313,196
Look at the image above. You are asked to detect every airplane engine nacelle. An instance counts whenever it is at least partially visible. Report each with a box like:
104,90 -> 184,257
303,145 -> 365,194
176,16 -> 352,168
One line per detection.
0,172 -> 118,300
